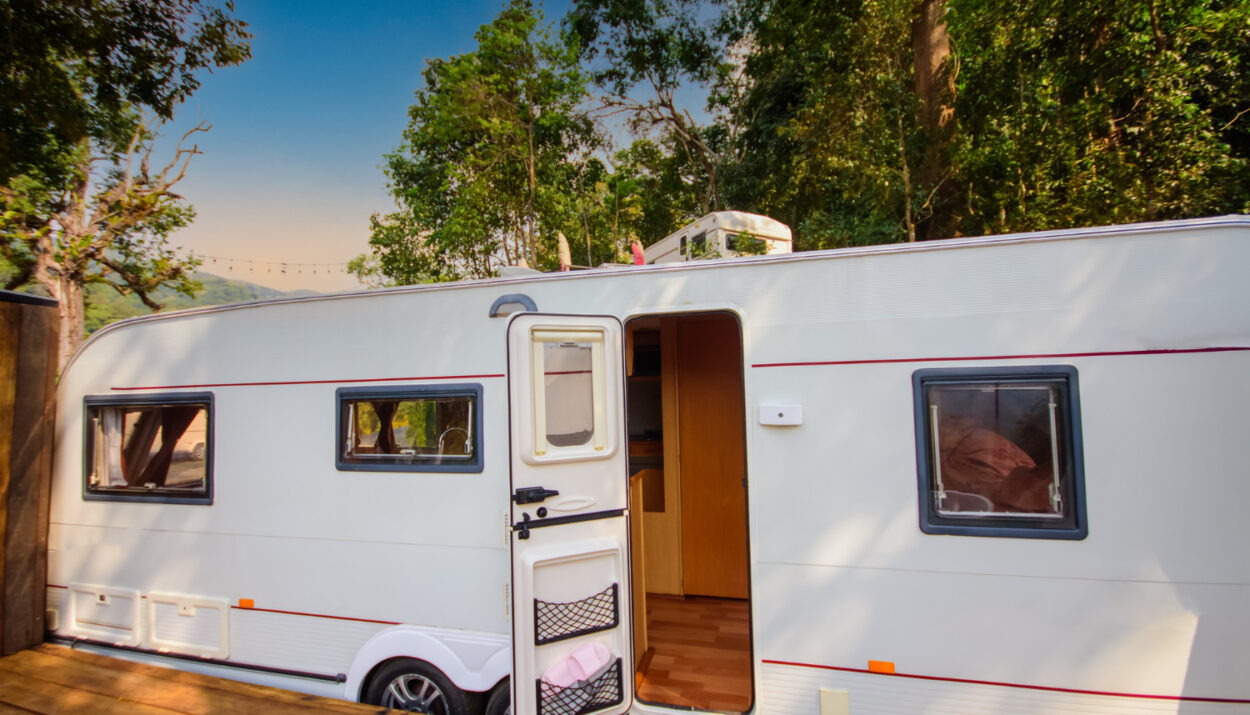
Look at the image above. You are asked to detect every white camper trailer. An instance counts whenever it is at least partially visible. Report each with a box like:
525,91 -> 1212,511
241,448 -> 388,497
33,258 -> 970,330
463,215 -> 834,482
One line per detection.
642,211 -> 792,264
45,216 -> 1250,715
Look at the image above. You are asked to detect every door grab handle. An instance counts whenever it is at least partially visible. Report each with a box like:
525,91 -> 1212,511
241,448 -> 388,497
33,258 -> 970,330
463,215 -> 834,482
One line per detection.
513,486 -> 560,504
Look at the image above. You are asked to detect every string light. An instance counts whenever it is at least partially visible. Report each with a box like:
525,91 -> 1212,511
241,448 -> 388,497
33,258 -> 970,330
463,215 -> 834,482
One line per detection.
170,249 -> 353,275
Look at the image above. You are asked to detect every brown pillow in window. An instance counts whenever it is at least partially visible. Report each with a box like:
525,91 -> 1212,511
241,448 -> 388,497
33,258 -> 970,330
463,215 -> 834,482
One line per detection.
938,416 -> 1036,500
995,464 -> 1055,513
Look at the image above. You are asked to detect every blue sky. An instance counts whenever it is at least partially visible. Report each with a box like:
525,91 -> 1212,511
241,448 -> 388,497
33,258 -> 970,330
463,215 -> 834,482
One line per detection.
164,0 -> 571,292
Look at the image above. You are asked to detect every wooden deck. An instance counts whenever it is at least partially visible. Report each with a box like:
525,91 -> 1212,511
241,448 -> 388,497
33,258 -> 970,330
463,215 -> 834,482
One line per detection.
0,644 -> 388,714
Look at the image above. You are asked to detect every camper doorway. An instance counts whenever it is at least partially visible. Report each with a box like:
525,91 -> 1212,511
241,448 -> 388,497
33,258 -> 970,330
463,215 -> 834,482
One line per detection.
626,313 -> 754,713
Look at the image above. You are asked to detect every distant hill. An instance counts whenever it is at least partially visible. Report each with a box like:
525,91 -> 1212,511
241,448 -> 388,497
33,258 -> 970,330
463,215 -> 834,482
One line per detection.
85,272 -> 320,334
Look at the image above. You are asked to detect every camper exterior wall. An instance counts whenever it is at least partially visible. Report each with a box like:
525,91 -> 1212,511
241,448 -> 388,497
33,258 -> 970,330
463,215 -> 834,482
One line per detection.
47,216 -> 1250,711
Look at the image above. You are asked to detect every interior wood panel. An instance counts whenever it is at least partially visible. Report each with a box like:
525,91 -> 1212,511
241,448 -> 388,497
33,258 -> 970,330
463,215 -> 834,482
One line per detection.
677,315 -> 749,599
641,319 -> 683,595
629,472 -> 648,666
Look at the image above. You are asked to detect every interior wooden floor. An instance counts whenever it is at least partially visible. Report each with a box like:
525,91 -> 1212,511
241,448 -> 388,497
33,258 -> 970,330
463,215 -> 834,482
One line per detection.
635,594 -> 752,713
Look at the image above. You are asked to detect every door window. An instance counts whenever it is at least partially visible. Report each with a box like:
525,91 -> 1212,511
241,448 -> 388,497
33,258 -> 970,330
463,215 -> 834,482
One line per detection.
528,327 -> 612,461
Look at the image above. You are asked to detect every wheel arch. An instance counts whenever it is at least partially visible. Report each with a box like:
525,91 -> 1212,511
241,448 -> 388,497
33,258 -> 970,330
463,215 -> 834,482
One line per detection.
345,625 -> 510,701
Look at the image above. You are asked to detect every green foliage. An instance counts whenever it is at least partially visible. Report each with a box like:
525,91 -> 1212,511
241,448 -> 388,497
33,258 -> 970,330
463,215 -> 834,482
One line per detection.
728,0 -> 1249,247
394,400 -> 435,448
949,0 -> 1250,232
80,271 -> 316,334
607,137 -> 704,249
0,0 -> 251,187
362,0 -> 1247,282
0,2 -> 250,363
357,0 -> 602,284
568,0 -> 735,213
730,0 -> 926,249
566,0 -> 722,97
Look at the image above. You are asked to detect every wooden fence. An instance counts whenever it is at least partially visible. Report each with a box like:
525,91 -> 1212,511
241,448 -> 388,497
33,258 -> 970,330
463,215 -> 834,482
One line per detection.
0,290 -> 59,656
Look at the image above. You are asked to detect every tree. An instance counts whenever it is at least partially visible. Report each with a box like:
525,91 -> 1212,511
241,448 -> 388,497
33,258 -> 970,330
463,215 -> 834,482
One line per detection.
0,0 -> 250,187
0,0 -> 250,369
567,0 -> 735,214
357,0 -> 598,284
949,0 -> 1250,233
3,120 -> 210,368
729,0 -> 1248,248
607,137 -> 705,247
729,0 -> 950,248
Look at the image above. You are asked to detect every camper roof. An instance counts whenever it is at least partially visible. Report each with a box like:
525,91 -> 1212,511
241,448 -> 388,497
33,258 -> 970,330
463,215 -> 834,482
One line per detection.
66,214 -> 1250,373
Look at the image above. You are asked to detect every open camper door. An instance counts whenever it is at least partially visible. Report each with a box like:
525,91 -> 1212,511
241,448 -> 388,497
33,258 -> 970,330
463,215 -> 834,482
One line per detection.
508,314 -> 633,715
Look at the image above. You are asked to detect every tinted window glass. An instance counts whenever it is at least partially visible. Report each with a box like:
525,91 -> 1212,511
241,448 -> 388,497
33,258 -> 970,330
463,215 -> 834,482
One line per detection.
85,394 -> 212,503
543,342 -> 594,447
337,385 -> 483,472
914,367 -> 1086,539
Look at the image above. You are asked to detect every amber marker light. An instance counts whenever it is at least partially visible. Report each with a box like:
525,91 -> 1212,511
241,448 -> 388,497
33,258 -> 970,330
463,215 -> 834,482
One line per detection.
238,598 -> 255,609
867,660 -> 896,674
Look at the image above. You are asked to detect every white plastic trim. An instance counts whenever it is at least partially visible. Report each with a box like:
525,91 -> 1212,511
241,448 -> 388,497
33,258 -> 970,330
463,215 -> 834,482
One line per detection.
144,592 -> 230,659
67,583 -> 143,647
343,625 -> 510,700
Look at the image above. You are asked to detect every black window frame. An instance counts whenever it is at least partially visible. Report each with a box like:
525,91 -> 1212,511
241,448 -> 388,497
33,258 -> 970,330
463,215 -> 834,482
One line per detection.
335,383 -> 484,473
83,392 -> 214,505
912,366 -> 1087,540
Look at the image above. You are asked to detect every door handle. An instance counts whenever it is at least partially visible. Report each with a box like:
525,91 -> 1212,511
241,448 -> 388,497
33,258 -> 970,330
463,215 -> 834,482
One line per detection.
513,486 -> 560,505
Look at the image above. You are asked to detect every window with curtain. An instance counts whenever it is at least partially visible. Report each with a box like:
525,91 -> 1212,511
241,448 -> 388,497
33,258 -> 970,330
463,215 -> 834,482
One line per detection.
913,367 -> 1086,539
337,384 -> 483,472
85,393 -> 213,503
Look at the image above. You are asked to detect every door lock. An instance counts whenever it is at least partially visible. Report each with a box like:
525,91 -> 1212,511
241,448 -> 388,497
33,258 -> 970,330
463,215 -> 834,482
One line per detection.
516,513 -> 531,540
513,486 -> 560,504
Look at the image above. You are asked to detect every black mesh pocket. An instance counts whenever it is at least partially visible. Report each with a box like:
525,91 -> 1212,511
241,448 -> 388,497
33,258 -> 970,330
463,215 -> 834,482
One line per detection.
534,583 -> 619,645
536,657 -> 623,715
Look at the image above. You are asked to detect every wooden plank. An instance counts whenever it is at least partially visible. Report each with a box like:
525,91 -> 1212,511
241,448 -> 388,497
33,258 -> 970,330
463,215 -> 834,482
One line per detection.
0,647 -> 379,715
677,315 -> 749,599
0,301 -> 21,655
0,667 -> 182,714
21,645 -> 386,714
3,303 -> 58,653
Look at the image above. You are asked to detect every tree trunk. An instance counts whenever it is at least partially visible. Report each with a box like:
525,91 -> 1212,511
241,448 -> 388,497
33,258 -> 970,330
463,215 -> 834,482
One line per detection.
55,275 -> 85,372
912,0 -> 959,239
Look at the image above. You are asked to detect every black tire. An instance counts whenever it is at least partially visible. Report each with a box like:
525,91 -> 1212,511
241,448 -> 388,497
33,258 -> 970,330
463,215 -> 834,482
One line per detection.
485,680 -> 510,715
364,658 -> 469,715
191,442 -> 206,461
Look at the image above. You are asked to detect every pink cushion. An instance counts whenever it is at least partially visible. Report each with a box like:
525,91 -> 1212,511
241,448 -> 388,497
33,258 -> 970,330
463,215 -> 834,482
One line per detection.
541,642 -> 611,687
